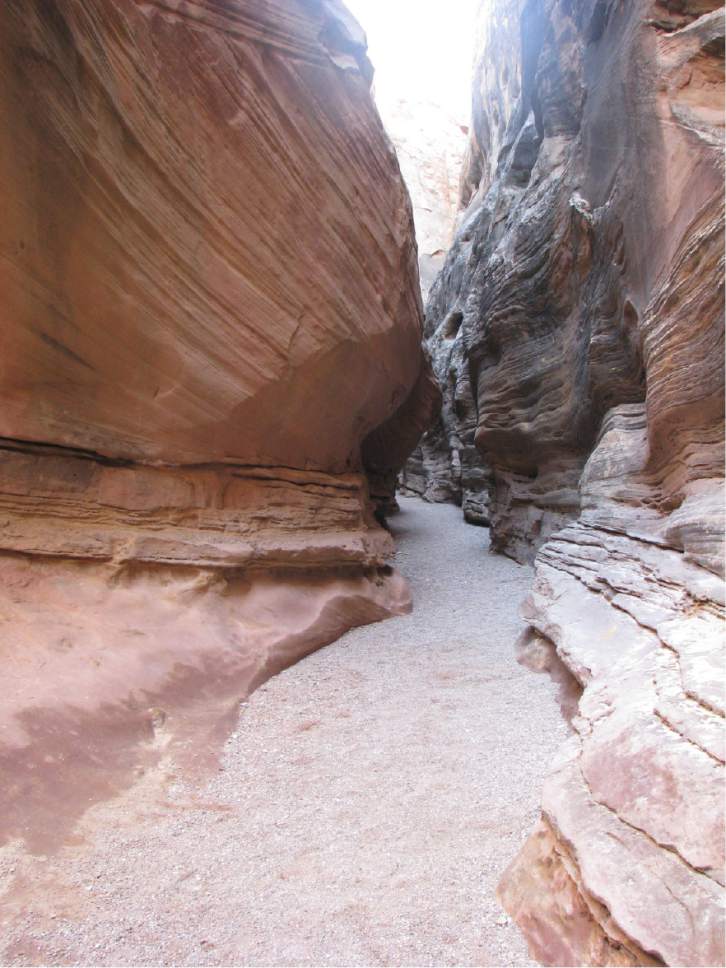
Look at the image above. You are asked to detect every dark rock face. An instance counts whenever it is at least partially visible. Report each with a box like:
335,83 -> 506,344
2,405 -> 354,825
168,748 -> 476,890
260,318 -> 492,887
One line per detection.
416,1 -> 725,964
399,312 -> 492,525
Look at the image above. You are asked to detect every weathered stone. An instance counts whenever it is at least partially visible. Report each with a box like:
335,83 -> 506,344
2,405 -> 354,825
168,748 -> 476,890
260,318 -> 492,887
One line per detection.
416,0 -> 725,963
377,97 -> 469,300
0,0 -> 433,847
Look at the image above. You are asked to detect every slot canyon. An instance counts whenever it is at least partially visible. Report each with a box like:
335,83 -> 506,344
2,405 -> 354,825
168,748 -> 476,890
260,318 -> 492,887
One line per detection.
0,1 -> 723,966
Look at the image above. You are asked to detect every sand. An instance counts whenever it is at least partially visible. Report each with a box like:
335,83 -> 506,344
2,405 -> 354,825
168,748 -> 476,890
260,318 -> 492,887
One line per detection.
0,498 -> 569,967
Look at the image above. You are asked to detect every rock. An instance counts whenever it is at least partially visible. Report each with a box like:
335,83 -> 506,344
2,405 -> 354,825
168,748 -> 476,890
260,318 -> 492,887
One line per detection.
1,0 -> 423,473
346,0 -> 472,303
377,97 -> 469,300
417,0 -> 724,964
0,0 -> 433,848
399,304 -> 492,524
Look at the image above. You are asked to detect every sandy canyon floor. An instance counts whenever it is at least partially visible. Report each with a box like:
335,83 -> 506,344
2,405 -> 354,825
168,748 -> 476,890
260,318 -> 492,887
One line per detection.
0,498 -> 570,967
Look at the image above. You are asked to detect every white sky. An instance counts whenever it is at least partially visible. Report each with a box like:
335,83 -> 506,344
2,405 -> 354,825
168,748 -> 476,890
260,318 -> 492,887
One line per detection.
344,0 -> 479,120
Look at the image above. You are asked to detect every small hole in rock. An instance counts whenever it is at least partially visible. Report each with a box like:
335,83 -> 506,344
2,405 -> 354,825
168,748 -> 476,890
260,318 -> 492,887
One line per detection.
442,311 -> 463,339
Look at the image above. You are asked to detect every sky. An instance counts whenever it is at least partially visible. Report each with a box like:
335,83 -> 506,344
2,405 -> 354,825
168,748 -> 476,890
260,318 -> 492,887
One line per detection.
344,0 -> 479,120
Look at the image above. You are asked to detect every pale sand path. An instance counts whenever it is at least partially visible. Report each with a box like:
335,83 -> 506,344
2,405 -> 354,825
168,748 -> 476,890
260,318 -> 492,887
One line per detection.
0,498 -> 569,966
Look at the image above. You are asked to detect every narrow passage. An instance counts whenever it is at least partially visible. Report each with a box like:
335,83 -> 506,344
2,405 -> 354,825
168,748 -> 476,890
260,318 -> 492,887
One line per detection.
2,499 -> 569,967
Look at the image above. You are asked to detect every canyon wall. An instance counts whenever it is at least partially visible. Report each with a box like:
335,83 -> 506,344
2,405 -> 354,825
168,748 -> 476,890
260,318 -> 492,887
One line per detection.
345,0 -> 473,303
416,0 -> 725,964
0,0 -> 437,850
376,96 -> 469,301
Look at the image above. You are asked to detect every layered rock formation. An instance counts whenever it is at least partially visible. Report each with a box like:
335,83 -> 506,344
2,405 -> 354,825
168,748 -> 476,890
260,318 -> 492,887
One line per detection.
0,0 -> 436,849
415,0 -> 725,964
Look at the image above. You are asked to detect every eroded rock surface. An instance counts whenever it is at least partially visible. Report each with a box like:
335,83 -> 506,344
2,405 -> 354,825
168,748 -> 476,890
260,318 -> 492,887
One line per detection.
346,0 -> 472,303
414,1 -> 725,964
0,0 -> 435,847
377,97 -> 469,300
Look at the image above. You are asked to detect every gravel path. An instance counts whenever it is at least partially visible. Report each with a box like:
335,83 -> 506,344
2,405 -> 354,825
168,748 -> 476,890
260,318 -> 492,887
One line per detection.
0,497 -> 568,967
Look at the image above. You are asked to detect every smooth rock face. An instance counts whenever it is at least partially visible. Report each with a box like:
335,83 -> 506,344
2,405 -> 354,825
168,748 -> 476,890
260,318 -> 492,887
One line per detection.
0,0 -> 435,847
415,1 -> 725,964
2,0 -> 425,471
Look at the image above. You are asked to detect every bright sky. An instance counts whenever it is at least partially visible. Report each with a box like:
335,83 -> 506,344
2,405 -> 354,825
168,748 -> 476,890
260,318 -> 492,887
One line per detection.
344,0 -> 479,120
